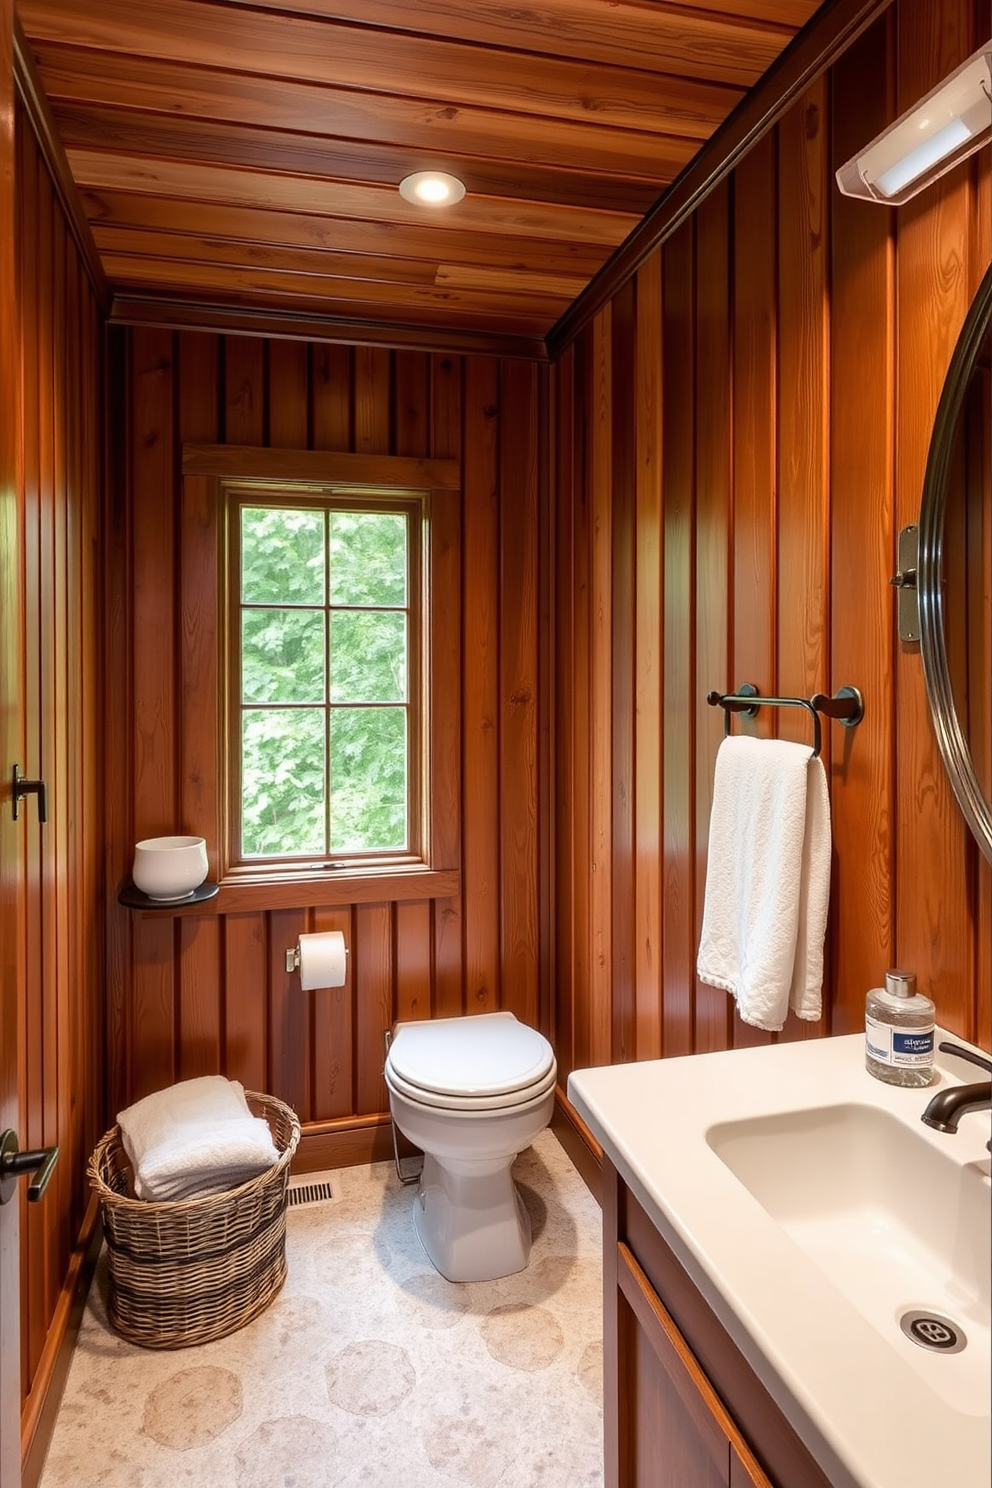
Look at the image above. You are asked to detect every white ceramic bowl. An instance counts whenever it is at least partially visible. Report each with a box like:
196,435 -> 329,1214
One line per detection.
132,835 -> 209,900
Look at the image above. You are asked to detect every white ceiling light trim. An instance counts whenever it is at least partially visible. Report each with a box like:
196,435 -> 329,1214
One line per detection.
398,171 -> 466,207
836,43 -> 992,205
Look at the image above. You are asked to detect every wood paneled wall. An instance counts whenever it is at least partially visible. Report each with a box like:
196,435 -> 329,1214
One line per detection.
551,0 -> 992,1090
106,329 -> 547,1146
14,94 -> 104,1435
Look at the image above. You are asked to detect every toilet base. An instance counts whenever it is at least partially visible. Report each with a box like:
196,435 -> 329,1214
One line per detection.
413,1153 -> 532,1283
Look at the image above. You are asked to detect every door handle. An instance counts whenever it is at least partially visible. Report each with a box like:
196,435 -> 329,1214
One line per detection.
11,764 -> 47,823
0,1130 -> 59,1205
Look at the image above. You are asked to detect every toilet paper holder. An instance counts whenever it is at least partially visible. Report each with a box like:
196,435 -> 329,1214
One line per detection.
284,940 -> 350,975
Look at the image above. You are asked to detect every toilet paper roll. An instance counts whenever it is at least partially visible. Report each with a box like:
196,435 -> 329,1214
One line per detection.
297,931 -> 348,991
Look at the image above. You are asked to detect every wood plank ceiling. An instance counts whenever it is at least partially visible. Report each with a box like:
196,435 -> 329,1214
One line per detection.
16,0 -> 820,351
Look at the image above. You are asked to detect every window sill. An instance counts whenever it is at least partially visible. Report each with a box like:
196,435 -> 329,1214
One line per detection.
120,866 -> 460,916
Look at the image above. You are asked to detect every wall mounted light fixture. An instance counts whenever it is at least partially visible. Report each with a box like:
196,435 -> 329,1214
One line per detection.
398,171 -> 466,207
836,42 -> 991,205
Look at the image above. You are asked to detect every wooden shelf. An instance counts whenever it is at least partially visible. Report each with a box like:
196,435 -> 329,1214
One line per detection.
117,880 -> 220,912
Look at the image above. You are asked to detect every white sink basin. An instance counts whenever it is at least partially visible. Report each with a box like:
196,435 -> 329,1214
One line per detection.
707,1101 -> 991,1415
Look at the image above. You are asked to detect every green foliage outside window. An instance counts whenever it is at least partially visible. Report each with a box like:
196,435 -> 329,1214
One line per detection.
237,503 -> 411,859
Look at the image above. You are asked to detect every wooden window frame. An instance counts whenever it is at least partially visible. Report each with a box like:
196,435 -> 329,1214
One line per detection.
180,444 -> 462,912
226,486 -> 425,872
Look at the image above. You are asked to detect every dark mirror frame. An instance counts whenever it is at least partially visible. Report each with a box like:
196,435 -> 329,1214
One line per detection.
918,259 -> 992,865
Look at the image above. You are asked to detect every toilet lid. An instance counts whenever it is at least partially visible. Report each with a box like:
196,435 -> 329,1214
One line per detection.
386,1012 -> 555,1098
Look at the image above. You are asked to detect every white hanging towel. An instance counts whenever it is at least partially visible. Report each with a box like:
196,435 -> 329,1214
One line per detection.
696,735 -> 831,1032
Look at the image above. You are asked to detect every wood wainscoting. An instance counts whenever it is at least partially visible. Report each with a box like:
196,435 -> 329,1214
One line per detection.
106,328 -> 552,1139
549,0 -> 992,1092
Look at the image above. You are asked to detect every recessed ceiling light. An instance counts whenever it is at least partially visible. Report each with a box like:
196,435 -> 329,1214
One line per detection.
398,171 -> 466,207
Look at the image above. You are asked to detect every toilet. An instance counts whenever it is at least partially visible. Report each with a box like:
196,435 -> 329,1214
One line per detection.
384,1011 -> 557,1283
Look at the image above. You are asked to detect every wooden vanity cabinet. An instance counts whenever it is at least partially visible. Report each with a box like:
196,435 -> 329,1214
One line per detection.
603,1158 -> 835,1488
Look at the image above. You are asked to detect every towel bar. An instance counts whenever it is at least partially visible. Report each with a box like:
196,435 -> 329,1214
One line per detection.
706,684 -> 864,758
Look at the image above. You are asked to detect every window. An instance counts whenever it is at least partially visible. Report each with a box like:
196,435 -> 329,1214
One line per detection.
229,490 -> 424,868
179,444 -> 461,909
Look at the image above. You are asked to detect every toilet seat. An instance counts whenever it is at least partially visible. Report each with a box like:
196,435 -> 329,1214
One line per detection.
385,1012 -> 555,1102
384,1059 -> 557,1112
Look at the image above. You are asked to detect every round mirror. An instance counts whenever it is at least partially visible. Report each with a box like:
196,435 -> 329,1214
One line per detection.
918,261 -> 992,864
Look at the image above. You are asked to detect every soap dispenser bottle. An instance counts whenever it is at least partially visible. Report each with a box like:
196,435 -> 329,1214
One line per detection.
865,969 -> 935,1087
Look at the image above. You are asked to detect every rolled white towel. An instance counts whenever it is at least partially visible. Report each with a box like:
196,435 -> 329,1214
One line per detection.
118,1076 -> 280,1202
140,1163 -> 277,1203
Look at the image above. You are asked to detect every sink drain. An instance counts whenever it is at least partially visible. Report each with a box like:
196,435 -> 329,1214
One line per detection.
899,1310 -> 967,1354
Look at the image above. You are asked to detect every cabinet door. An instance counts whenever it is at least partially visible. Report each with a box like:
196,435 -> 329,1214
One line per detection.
616,1242 -> 729,1488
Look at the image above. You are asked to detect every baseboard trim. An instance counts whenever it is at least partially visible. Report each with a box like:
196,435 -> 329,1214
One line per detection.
294,1112 -> 395,1172
552,1086 -> 603,1205
21,1194 -> 103,1488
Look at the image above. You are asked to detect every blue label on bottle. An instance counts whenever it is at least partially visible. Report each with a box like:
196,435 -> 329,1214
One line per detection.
892,1028 -> 934,1065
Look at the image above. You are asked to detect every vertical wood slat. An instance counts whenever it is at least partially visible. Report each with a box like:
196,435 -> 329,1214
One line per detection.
731,130 -> 778,1050
633,254 -> 663,1065
553,347 -> 577,1080
178,333 -> 223,1077
692,182 -> 732,1056
268,338 -> 308,448
661,223 -> 695,1060
570,328 -> 593,1075
776,78 -> 831,1041
536,360 -> 554,1039
589,309 -> 614,1068
828,17 -> 896,1036
355,903 -> 393,1115
104,327 -> 131,1119
79,284 -> 103,1222
130,325 -> 178,1097
62,228 -> 81,1266
223,913 -> 267,1092
354,344 -> 391,454
393,349 -> 445,1026
610,279 -> 636,1065
130,330 -> 176,820
394,902 -> 432,1024
893,4 -> 977,1039
311,343 -> 351,449
394,349 -> 430,459
430,351 -> 464,1019
311,905 -> 355,1119
268,907 -> 309,1115
499,359 -> 540,1030
462,356 -> 501,1014
224,335 -> 265,445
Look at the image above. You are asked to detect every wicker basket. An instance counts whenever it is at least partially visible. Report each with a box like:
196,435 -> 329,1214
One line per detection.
87,1091 -> 301,1350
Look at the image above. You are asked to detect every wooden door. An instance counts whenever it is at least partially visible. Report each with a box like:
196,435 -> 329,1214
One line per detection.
0,2 -> 23,1481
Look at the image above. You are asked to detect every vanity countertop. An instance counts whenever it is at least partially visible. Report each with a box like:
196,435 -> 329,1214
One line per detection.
567,1032 -> 991,1488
